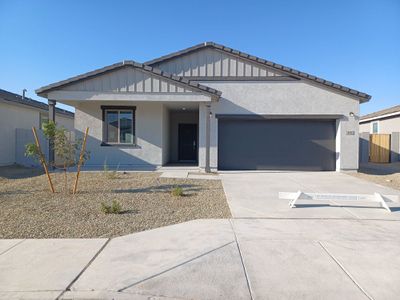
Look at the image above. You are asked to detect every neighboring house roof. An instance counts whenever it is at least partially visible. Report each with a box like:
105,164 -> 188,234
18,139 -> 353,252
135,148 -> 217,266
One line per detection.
36,61 -> 222,98
0,88 -> 74,118
146,42 -> 371,102
360,105 -> 400,123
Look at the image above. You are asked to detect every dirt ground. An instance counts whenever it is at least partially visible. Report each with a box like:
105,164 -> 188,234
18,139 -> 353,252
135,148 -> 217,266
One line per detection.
350,162 -> 400,191
0,165 -> 231,238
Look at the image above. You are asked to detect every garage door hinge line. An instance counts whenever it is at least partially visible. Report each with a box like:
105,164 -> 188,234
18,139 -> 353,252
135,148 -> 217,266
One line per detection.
318,241 -> 374,300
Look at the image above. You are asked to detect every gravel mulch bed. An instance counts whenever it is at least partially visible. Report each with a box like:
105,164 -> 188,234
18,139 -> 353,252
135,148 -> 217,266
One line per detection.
0,166 -> 231,238
350,169 -> 400,191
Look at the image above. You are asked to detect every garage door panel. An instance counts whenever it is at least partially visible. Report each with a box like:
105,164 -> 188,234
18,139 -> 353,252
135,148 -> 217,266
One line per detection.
218,119 -> 336,171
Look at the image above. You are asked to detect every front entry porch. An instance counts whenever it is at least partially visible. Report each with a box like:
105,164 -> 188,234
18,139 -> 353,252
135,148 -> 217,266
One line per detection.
37,61 -> 217,172
163,103 -> 199,166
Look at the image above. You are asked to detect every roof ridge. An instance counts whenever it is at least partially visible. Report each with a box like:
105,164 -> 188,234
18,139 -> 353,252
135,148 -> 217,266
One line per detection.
360,104 -> 400,120
145,42 -> 371,102
0,88 -> 74,117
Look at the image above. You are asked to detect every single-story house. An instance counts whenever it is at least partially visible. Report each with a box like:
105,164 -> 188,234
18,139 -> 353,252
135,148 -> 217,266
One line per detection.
36,42 -> 371,172
359,105 -> 400,134
0,88 -> 74,166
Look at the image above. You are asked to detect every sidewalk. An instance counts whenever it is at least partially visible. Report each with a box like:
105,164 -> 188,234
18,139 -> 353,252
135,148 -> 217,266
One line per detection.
1,218 -> 400,299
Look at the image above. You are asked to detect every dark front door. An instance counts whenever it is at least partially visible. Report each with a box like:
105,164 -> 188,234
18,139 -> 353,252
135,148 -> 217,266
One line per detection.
178,124 -> 197,161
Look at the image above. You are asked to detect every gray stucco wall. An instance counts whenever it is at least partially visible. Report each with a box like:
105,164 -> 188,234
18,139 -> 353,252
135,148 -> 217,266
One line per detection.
198,81 -> 360,171
359,122 -> 370,133
15,128 -> 48,167
360,117 -> 400,134
0,101 -> 73,166
63,80 -> 361,171
74,101 -> 164,169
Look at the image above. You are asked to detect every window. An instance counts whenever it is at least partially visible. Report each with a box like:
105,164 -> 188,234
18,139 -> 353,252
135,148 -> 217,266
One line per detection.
102,106 -> 136,145
372,121 -> 379,134
40,113 -> 49,130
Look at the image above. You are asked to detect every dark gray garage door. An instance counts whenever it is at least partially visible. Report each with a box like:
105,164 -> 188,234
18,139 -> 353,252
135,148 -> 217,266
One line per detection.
218,119 -> 336,171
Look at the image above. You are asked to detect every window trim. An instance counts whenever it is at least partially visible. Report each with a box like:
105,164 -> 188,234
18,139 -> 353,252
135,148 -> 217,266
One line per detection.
371,121 -> 379,134
101,106 -> 136,146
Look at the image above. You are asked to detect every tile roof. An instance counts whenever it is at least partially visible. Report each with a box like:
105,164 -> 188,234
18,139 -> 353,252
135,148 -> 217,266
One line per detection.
0,88 -> 74,117
360,105 -> 400,121
146,42 -> 371,102
36,61 -> 222,98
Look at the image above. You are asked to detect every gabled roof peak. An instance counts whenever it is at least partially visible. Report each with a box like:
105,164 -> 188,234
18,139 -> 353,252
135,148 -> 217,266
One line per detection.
36,60 -> 222,98
146,42 -> 371,102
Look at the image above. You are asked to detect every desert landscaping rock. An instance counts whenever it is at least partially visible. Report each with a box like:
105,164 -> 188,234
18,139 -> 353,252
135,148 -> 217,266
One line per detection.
0,167 -> 230,238
351,164 -> 400,191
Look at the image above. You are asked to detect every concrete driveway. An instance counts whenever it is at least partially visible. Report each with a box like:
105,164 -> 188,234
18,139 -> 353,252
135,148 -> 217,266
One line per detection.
220,171 -> 400,220
1,172 -> 400,299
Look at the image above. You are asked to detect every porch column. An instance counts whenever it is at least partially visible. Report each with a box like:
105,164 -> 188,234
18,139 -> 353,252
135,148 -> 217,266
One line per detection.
48,99 -> 56,168
205,104 -> 211,173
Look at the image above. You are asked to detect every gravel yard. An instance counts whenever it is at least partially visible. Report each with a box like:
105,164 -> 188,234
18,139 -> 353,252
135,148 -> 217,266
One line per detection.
350,163 -> 400,191
0,166 -> 230,238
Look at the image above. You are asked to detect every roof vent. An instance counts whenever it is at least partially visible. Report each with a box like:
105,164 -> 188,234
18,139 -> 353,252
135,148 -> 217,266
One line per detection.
22,89 -> 27,100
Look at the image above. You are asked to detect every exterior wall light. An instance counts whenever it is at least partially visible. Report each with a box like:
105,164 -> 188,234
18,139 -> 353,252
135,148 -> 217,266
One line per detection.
349,112 -> 355,117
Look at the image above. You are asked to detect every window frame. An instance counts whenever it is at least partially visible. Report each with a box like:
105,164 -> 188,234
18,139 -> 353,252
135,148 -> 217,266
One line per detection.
101,106 -> 136,146
371,121 -> 379,134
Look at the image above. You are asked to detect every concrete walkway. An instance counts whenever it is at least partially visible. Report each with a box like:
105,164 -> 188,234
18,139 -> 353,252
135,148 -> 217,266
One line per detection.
1,172 -> 400,299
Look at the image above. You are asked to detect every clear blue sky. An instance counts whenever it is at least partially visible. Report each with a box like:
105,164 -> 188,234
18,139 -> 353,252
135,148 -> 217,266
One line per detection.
0,0 -> 399,114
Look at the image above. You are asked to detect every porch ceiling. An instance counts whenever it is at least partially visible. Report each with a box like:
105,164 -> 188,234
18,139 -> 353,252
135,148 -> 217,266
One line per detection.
165,102 -> 199,111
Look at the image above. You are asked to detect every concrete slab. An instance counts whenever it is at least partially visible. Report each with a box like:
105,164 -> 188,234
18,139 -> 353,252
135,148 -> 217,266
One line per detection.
232,218 -> 400,299
231,219 -> 400,243
72,219 -> 236,292
221,172 -> 356,219
61,290 -> 168,299
160,171 -> 188,178
221,171 -> 400,220
0,240 -> 23,255
0,239 -> 107,292
0,291 -> 62,299
125,242 -> 250,300
188,173 -> 220,180
238,239 -> 368,299
322,240 -> 400,300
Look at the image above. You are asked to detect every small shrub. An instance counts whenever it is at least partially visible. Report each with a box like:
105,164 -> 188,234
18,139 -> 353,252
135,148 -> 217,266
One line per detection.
103,160 -> 119,179
171,186 -> 184,197
101,200 -> 122,214
108,171 -> 118,179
